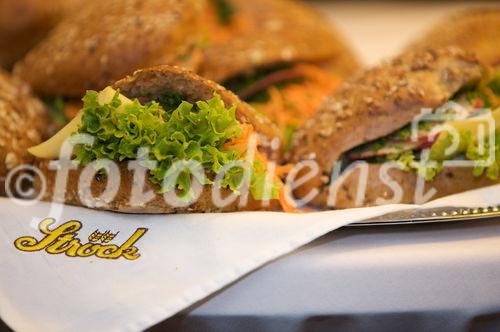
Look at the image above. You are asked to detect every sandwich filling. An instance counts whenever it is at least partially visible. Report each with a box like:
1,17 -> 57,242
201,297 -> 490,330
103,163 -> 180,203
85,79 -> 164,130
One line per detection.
30,88 -> 295,210
345,72 -> 500,181
226,64 -> 340,150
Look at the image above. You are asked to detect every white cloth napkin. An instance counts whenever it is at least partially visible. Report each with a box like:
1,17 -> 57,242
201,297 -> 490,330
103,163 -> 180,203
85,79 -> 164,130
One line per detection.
1,185 -> 500,332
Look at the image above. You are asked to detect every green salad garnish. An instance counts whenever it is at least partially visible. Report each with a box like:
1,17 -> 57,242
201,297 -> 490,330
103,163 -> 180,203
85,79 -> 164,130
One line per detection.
347,72 -> 500,182
72,90 -> 280,201
44,96 -> 68,126
389,128 -> 500,182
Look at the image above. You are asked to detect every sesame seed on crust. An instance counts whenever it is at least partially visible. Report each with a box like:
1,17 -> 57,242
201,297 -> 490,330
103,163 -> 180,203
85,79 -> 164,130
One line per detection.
0,70 -> 47,182
289,47 -> 485,208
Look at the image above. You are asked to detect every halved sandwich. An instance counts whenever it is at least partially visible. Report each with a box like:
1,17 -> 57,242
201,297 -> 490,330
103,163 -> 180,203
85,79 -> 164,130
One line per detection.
14,0 -> 356,150
200,0 -> 359,149
30,66 -> 295,213
12,0 -> 205,136
13,0 -> 203,98
290,47 -> 500,209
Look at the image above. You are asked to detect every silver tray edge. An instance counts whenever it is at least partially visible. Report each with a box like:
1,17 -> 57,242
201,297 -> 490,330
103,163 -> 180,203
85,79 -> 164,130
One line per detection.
352,205 -> 500,226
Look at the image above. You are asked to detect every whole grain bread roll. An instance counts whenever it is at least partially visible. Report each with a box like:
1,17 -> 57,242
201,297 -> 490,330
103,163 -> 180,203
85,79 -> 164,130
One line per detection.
13,0 -> 204,97
0,70 -> 47,196
408,8 -> 500,68
36,65 -> 280,213
290,47 -> 486,208
200,0 -> 360,83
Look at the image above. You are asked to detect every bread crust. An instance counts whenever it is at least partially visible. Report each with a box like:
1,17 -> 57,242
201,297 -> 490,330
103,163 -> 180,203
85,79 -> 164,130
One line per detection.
37,161 -> 277,213
328,164 -> 500,209
13,0 -> 203,97
36,65 -> 280,212
200,0 -> 360,83
408,8 -> 500,67
0,70 -> 47,195
113,65 -> 280,140
290,47 -> 485,208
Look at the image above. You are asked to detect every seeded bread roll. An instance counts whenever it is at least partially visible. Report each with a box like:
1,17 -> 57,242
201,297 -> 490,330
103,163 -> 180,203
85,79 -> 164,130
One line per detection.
408,8 -> 500,68
200,0 -> 360,83
290,47 -> 485,208
0,70 -> 47,196
37,65 -> 280,213
13,0 -> 204,97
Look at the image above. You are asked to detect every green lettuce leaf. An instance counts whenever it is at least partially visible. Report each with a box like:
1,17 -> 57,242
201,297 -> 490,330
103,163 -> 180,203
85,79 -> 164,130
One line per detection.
392,129 -> 500,182
74,90 -> 254,198
487,73 -> 500,96
465,131 -> 500,180
388,151 -> 443,181
44,96 -> 68,126
250,159 -> 281,200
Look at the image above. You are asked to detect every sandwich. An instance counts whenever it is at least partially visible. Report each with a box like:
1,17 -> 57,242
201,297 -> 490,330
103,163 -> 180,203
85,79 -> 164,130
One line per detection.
0,70 -> 47,196
14,0 -> 359,151
408,8 -> 500,68
12,0 -> 204,136
290,47 -> 500,209
30,65 -> 295,213
200,0 -> 359,81
13,0 -> 203,98
201,0 -> 360,148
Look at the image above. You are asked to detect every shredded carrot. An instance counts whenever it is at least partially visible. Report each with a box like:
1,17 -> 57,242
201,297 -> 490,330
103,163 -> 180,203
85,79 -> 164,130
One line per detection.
224,123 -> 256,153
275,163 -> 294,177
201,3 -> 253,44
279,186 -> 303,214
254,63 -> 340,133
220,59 -> 330,212
224,123 -> 301,212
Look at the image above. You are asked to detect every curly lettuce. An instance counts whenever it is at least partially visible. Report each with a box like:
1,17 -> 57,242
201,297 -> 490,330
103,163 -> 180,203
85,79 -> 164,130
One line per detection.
389,128 -> 500,182
388,151 -> 443,181
73,90 -> 267,198
465,131 -> 500,180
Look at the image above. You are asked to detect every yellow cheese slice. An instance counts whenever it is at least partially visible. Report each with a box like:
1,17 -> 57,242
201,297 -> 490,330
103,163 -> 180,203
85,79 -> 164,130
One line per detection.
28,87 -> 133,159
430,107 -> 500,160
436,107 -> 500,144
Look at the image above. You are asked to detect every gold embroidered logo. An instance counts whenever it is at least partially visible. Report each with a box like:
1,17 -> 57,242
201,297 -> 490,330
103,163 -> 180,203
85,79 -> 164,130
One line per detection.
88,230 -> 119,243
14,218 -> 148,260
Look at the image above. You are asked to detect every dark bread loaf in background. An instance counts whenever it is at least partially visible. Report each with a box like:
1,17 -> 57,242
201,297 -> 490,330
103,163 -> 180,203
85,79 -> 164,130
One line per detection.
408,8 -> 500,68
199,0 -> 360,83
13,0 -> 204,97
